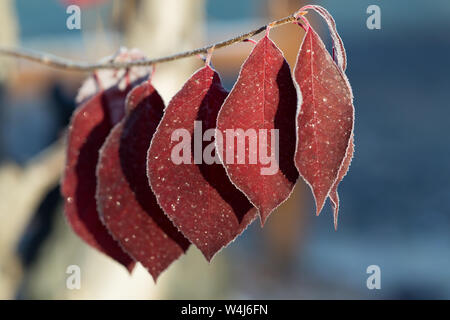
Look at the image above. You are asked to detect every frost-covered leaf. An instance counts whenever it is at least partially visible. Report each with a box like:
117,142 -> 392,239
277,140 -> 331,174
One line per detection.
61,49 -> 149,270
216,35 -> 299,225
147,65 -> 257,261
293,25 -> 354,217
96,80 -> 190,281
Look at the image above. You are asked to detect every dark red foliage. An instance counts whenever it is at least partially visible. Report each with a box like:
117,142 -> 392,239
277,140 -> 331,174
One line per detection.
96,80 -> 190,281
61,77 -> 146,271
60,6 -> 356,275
293,25 -> 354,217
216,35 -> 299,226
147,66 -> 257,261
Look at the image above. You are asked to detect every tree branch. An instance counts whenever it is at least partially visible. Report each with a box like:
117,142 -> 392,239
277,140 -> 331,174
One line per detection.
0,13 -> 302,72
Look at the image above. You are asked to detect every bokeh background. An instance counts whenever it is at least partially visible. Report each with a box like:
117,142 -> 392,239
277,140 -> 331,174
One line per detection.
1,0 -> 450,299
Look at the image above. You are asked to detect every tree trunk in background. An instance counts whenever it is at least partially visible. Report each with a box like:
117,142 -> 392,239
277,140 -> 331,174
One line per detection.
0,141 -> 65,299
0,0 -> 20,299
0,0 -> 18,82
123,0 -> 205,101
0,0 -> 18,162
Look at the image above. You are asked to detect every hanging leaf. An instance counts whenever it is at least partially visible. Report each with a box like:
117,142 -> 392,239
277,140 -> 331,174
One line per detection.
96,80 -> 190,281
216,35 -> 299,226
147,65 -> 257,261
293,25 -> 354,217
61,50 -> 149,270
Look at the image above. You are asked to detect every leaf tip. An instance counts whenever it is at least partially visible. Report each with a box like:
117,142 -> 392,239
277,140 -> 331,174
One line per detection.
314,194 -> 327,217
333,213 -> 338,231
257,206 -> 274,227
150,274 -> 160,283
204,252 -> 215,263
126,261 -> 136,274
259,216 -> 267,228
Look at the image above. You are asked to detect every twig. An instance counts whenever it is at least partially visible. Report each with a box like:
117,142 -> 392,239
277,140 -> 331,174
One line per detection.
0,13 -> 300,72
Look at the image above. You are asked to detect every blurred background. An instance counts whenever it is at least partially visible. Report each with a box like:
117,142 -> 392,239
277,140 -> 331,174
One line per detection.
0,0 -> 449,299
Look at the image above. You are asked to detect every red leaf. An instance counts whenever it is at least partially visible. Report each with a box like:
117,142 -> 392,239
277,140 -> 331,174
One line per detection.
62,88 -> 134,270
96,80 -> 190,281
293,26 -> 354,216
147,66 -> 257,261
216,35 -> 299,226
61,50 -> 149,270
